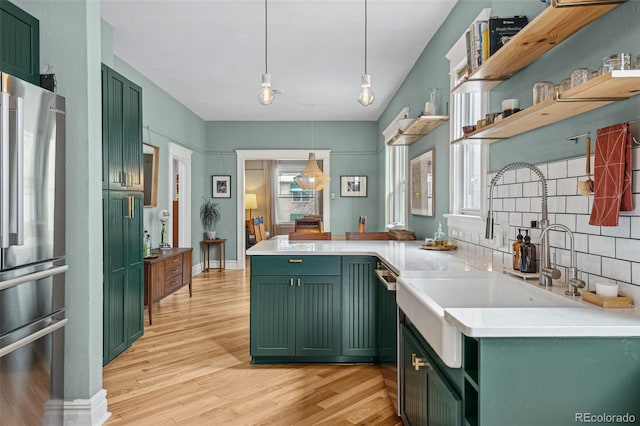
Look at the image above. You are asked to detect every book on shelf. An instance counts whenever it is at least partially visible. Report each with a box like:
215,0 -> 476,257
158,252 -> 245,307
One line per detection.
489,15 -> 528,56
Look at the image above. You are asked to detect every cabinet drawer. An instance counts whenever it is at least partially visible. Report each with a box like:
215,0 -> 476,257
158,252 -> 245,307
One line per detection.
165,262 -> 182,277
165,275 -> 183,294
251,255 -> 340,276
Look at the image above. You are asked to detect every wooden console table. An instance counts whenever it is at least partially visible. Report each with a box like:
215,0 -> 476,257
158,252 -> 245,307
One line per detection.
200,239 -> 226,272
143,247 -> 192,325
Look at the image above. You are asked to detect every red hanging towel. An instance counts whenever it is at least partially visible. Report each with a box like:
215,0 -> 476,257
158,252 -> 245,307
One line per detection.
589,122 -> 633,227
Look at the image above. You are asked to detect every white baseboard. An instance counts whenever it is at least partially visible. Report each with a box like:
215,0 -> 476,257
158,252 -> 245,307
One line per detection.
63,389 -> 110,426
192,260 -> 241,276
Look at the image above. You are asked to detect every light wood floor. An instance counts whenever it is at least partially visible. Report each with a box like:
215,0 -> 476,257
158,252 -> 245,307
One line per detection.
103,265 -> 402,425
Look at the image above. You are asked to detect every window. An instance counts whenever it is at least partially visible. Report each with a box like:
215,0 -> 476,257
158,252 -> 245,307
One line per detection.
446,11 -> 489,217
275,161 -> 319,223
386,144 -> 408,226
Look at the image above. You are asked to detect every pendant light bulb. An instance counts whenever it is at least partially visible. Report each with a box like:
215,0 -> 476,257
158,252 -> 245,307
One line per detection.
258,73 -> 274,105
358,74 -> 374,106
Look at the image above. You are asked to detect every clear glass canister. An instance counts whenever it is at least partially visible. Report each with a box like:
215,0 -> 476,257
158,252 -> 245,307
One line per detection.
571,68 -> 588,88
603,53 -> 631,72
560,78 -> 572,93
533,81 -> 554,104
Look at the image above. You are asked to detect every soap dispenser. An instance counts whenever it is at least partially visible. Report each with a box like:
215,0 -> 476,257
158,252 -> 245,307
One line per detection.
512,229 -> 523,270
519,230 -> 537,273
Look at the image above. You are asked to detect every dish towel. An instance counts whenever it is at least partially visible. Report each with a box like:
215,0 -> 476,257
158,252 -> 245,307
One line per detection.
589,122 -> 634,226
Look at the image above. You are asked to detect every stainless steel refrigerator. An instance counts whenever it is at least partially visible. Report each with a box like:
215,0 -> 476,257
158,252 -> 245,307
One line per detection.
0,72 -> 67,425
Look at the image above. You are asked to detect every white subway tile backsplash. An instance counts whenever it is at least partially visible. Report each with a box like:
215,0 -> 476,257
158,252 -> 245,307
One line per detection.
516,197 -> 531,212
516,168 -> 531,182
565,196 -> 589,214
509,212 -> 523,227
498,185 -> 510,198
602,257 -> 632,283
601,216 -> 631,238
633,146 -> 640,171
576,214 -> 600,235
632,262 -> 640,286
620,194 -> 640,216
577,252 -> 601,275
496,212 -> 510,226
547,161 -> 568,179
633,170 -> 640,194
502,170 -> 516,184
492,198 -> 503,211
567,157 -> 586,177
509,183 -> 523,198
548,196 -> 566,213
503,198 -> 516,212
555,248 -> 572,269
522,182 -> 539,197
556,178 -> 578,196
588,235 -> 616,257
574,233 -> 588,253
522,213 -> 538,228
631,217 -> 640,239
615,238 -> 640,262
555,214 -> 576,230
546,179 -> 557,197
548,230 -> 566,249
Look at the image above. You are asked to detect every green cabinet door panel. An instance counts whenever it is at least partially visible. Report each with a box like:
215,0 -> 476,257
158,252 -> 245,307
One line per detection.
250,276 -> 296,356
103,65 -> 143,192
342,256 -> 378,356
101,64 -> 109,189
0,0 -> 39,84
103,191 -> 144,365
377,278 -> 397,363
251,255 -> 340,276
296,276 -> 341,357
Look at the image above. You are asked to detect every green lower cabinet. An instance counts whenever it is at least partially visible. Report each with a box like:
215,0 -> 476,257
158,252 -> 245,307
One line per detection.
250,273 -> 340,359
377,277 -> 397,363
401,324 -> 462,426
341,256 -> 378,357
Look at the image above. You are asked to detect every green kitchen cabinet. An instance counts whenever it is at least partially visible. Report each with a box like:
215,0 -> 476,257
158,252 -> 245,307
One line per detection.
250,256 -> 341,360
102,63 -> 143,191
103,191 -> 144,365
0,0 -> 39,85
401,323 -> 462,426
377,275 -> 397,363
341,256 -> 378,357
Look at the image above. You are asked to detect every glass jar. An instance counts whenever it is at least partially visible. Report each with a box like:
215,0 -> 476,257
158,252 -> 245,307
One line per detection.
424,88 -> 440,116
533,81 -> 554,104
570,68 -> 588,88
588,67 -> 603,80
603,53 -> 631,72
560,78 -> 572,93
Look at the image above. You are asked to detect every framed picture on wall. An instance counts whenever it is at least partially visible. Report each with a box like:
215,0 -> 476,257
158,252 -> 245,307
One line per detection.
340,176 -> 367,197
212,175 -> 231,198
410,149 -> 434,216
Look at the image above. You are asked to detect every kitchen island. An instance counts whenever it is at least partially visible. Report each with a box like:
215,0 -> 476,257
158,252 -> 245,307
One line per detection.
247,236 -> 640,425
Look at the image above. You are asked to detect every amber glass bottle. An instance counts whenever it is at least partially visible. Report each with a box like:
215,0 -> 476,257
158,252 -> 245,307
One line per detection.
512,229 -> 523,270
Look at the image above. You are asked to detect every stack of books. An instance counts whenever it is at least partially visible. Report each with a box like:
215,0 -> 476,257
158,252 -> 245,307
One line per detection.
465,15 -> 528,74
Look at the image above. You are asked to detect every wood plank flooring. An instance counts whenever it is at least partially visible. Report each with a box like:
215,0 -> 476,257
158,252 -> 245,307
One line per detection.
103,266 -> 401,425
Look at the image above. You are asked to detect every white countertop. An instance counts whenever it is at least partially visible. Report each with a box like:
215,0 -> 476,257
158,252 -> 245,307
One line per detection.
248,236 -> 640,342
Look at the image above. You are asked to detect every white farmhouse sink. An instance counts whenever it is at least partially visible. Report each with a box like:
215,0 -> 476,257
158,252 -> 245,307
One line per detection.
397,271 -> 579,368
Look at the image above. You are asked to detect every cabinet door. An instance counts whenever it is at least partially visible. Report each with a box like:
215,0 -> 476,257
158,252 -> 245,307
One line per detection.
402,325 -> 428,426
377,279 -> 397,363
101,64 -> 109,189
296,275 -> 341,357
125,193 -> 144,343
0,1 -> 39,84
426,361 -> 462,426
342,257 -> 378,356
104,66 -> 143,191
250,276 -> 296,356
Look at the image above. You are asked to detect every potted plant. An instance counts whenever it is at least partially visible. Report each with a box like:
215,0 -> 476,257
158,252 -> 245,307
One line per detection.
200,197 -> 221,240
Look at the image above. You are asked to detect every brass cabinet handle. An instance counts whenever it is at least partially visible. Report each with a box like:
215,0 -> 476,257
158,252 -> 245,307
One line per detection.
296,278 -> 301,287
288,259 -> 303,263
289,278 -> 294,287
125,196 -> 134,219
411,353 -> 431,371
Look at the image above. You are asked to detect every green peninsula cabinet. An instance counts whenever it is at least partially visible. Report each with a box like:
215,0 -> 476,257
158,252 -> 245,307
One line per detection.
250,256 -> 341,360
342,256 -> 378,357
0,0 -> 39,84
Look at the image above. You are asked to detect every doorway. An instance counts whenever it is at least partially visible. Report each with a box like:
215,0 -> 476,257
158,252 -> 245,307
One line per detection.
167,142 -> 192,248
236,150 -> 331,267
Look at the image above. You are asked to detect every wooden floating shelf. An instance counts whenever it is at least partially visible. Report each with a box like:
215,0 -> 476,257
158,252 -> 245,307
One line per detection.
452,0 -> 624,94
388,115 -> 449,146
455,70 -> 640,143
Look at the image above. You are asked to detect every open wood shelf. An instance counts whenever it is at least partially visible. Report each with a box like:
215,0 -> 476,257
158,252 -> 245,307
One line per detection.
452,0 -> 624,94
388,115 -> 449,146
455,70 -> 640,143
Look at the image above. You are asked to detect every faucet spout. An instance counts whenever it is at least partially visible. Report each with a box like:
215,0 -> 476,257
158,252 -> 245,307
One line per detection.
539,224 -> 585,295
485,162 -> 551,286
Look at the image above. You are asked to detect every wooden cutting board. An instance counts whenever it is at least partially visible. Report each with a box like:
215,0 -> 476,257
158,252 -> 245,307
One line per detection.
582,290 -> 633,308
420,244 -> 457,251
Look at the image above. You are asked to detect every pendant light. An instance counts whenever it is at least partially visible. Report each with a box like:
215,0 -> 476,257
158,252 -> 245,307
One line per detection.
357,0 -> 374,106
294,106 -> 330,191
258,0 -> 274,105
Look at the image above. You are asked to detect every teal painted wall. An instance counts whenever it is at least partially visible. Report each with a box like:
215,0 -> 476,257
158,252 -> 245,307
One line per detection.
376,0 -> 639,238
13,0 -> 104,401
205,120 -> 379,257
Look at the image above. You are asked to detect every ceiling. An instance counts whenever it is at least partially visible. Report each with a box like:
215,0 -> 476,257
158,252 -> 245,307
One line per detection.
101,0 -> 458,121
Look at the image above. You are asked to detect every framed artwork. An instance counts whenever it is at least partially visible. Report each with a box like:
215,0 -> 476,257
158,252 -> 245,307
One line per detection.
212,175 -> 231,198
340,176 -> 367,197
410,149 -> 434,216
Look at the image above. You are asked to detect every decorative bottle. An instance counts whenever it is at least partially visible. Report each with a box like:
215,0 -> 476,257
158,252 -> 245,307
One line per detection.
433,221 -> 446,246
512,229 -> 523,270
424,88 -> 440,116
519,230 -> 537,273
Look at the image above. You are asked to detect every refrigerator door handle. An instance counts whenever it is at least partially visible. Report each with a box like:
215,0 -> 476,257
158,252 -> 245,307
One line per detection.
0,92 -> 8,248
0,264 -> 68,292
9,94 -> 24,246
0,315 -> 67,359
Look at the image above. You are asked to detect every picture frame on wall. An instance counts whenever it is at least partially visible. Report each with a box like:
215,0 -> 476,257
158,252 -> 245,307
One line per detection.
212,175 -> 231,198
340,176 -> 367,197
410,149 -> 434,216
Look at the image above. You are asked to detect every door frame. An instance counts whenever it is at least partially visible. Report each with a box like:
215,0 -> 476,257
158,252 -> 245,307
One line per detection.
167,142 -> 193,248
236,149 -> 331,267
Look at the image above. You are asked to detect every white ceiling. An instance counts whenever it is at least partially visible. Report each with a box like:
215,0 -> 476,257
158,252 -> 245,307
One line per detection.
101,0 -> 458,121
